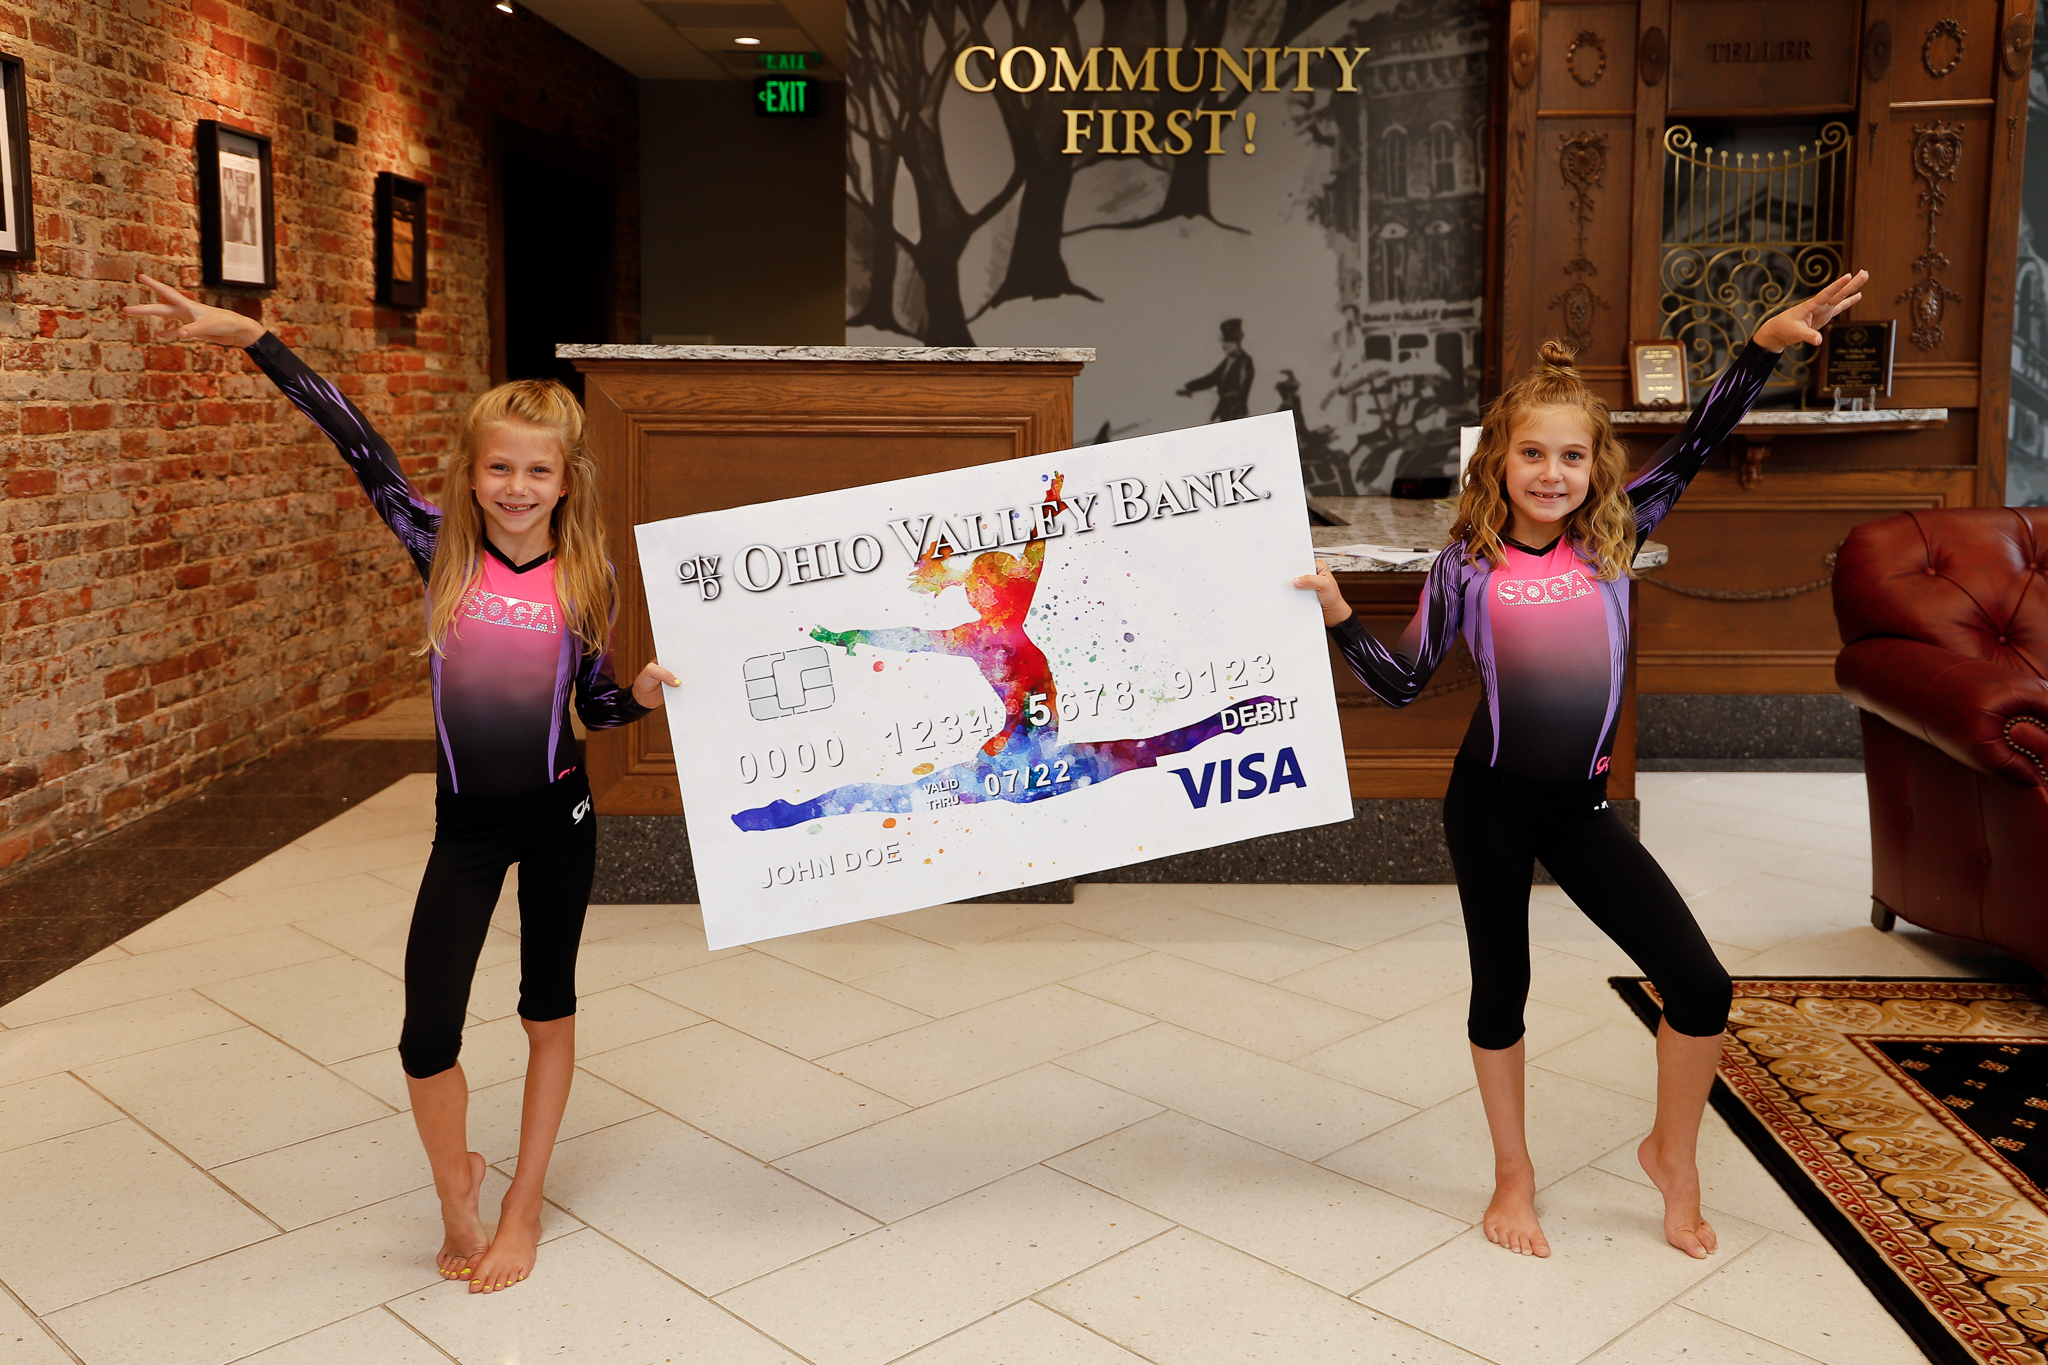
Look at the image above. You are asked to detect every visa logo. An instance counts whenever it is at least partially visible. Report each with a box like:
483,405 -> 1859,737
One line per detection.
1168,748 -> 1309,808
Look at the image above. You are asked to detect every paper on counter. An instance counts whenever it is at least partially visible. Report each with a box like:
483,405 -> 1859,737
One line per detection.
1318,543 -> 1438,570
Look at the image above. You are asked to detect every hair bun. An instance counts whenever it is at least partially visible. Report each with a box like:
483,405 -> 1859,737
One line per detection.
1537,338 -> 1578,370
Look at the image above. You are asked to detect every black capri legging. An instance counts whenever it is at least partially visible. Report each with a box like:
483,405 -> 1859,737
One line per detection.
398,773 -> 597,1079
1442,752 -> 1731,1051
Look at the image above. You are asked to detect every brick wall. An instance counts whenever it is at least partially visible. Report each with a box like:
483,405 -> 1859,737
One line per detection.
0,0 -> 639,871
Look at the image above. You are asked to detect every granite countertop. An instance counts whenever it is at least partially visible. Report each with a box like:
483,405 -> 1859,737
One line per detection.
556,344 -> 1096,363
1611,407 -> 1946,427
1308,496 -> 1668,572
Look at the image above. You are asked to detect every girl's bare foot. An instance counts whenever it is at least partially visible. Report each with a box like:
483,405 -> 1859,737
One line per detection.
436,1151 -> 488,1280
470,1195 -> 541,1293
1639,1134 -> 1717,1258
1483,1169 -> 1550,1256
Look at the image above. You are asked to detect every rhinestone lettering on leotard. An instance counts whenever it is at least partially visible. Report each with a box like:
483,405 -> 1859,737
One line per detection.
459,588 -> 560,634
1494,568 -> 1595,607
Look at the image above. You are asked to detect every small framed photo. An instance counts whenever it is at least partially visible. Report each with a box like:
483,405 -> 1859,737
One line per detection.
1629,342 -> 1687,409
197,120 -> 274,289
0,51 -> 33,262
374,172 -> 427,309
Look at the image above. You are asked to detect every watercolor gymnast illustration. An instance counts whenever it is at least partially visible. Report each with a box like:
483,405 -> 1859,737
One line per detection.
1296,270 -> 1870,1260
734,474 -> 1288,833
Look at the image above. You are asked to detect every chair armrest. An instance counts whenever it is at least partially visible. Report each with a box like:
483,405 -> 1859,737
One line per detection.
1837,637 -> 2048,787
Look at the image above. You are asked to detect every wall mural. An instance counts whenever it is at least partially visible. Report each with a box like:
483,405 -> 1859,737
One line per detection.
2011,24 -> 2048,505
844,0 -> 1490,496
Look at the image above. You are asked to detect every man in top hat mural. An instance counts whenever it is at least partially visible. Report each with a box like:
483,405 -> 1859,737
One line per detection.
1178,318 -> 1255,423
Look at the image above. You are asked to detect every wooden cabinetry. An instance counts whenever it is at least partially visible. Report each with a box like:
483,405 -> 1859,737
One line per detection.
565,347 -> 1087,814
1490,0 -> 2032,694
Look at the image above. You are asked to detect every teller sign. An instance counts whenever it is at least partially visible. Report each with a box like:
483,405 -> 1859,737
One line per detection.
635,411 -> 1352,949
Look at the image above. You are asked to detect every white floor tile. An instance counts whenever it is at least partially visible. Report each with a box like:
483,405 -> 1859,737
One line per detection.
200,954 -> 407,1065
230,1308 -> 451,1365
877,900 -> 1083,948
1680,874 -> 1872,953
749,918 -> 953,981
1184,882 -> 1459,950
1066,950 -> 1377,1059
0,992 -> 244,1088
0,1119 -> 276,1314
1040,1227 -> 1491,1364
1729,926 -> 1945,977
545,1110 -> 876,1295
582,1021 -> 907,1160
817,985 -> 1153,1105
1534,1020 -> 1664,1103
1525,950 -> 1643,1021
78,1027 -> 391,1168
0,926 -> 340,1028
326,1016 -> 532,1112
118,875 -> 413,954
850,922 -> 1148,1017
0,1287 -> 71,1365
1297,992 -> 1603,1110
577,901 -> 695,942
465,919 -> 738,1020
776,1064 -> 1160,1221
641,950 -> 928,1058
471,1069 -> 653,1166
292,803 -> 439,851
1677,1233 -> 1927,1365
1272,921 -> 1486,1021
1050,1110 -> 1463,1294
1321,1070 -> 1655,1222
1760,849 -> 1874,894
715,1166 -> 1169,1365
1634,830 -> 1814,900
1581,1304 -> 1827,1364
565,983 -> 707,1054
1356,1168 -> 1769,1365
1712,813 -> 1872,861
212,832 -> 433,899
894,1301 -> 1150,1364
0,1073 -> 123,1154
390,1226 -> 802,1364
209,1111 -> 430,1230
295,901 -> 519,982
39,1181 -> 558,1365
1067,894 -> 1353,981
1060,1022 -> 1414,1161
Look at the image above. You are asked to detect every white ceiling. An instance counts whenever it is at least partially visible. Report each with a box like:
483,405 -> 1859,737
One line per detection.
517,0 -> 845,81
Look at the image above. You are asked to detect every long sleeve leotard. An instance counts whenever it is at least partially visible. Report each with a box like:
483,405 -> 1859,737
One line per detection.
1328,340 -> 1779,783
245,333 -> 650,795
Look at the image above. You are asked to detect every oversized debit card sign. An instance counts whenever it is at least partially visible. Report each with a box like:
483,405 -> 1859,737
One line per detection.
635,411 -> 1351,949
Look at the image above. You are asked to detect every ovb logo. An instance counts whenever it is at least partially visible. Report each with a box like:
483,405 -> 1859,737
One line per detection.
677,555 -> 723,601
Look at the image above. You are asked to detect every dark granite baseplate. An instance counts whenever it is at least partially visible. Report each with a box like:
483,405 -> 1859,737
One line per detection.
0,739 -> 437,1008
587,799 -> 1640,904
1638,693 -> 1862,762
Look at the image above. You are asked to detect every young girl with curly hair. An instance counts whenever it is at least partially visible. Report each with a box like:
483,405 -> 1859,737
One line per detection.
124,275 -> 678,1294
1296,270 -> 1867,1259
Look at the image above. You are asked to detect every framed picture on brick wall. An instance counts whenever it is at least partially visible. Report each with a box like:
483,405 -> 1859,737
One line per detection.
0,52 -> 32,262
374,172 -> 427,309
197,120 -> 274,289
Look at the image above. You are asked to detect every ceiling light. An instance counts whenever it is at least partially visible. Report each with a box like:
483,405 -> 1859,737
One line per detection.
735,36 -> 761,45
495,1 -> 513,11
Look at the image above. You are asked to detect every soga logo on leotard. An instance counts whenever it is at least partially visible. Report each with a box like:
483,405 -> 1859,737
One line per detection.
1495,568 -> 1594,607
459,588 -> 560,633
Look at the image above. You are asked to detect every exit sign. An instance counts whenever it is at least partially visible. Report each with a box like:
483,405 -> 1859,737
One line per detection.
754,76 -> 816,116
756,51 -> 819,70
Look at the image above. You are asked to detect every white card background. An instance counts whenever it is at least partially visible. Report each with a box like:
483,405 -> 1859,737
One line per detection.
635,411 -> 1352,949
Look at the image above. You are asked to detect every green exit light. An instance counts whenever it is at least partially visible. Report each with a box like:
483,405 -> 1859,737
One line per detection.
754,76 -> 816,116
756,51 -> 818,70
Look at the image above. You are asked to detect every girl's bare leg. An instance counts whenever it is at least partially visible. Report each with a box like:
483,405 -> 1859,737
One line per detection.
470,1014 -> 576,1292
1471,1038 -> 1550,1256
1638,1021 -> 1723,1258
407,1064 -> 488,1280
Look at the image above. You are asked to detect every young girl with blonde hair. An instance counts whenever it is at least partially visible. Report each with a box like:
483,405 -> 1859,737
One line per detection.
124,276 -> 677,1293
1297,270 -> 1867,1259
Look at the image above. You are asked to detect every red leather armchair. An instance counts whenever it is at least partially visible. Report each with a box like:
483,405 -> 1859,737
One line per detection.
1833,508 -> 2048,970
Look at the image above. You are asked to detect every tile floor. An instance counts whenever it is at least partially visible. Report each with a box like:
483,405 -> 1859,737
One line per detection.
0,770 -> 2017,1364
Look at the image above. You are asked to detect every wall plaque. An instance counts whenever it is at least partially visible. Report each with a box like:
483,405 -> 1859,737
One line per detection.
1669,0 -> 1858,113
1630,342 -> 1687,408
1817,320 -> 1896,395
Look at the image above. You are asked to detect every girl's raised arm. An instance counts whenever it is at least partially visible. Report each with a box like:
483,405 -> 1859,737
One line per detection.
122,275 -> 440,578
1626,270 -> 1867,537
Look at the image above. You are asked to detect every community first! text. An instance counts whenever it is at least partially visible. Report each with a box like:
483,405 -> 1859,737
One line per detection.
951,45 -> 1372,157
673,465 -> 1272,601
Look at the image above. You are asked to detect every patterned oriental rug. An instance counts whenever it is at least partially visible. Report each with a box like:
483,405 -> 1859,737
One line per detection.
1613,977 -> 2048,1365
